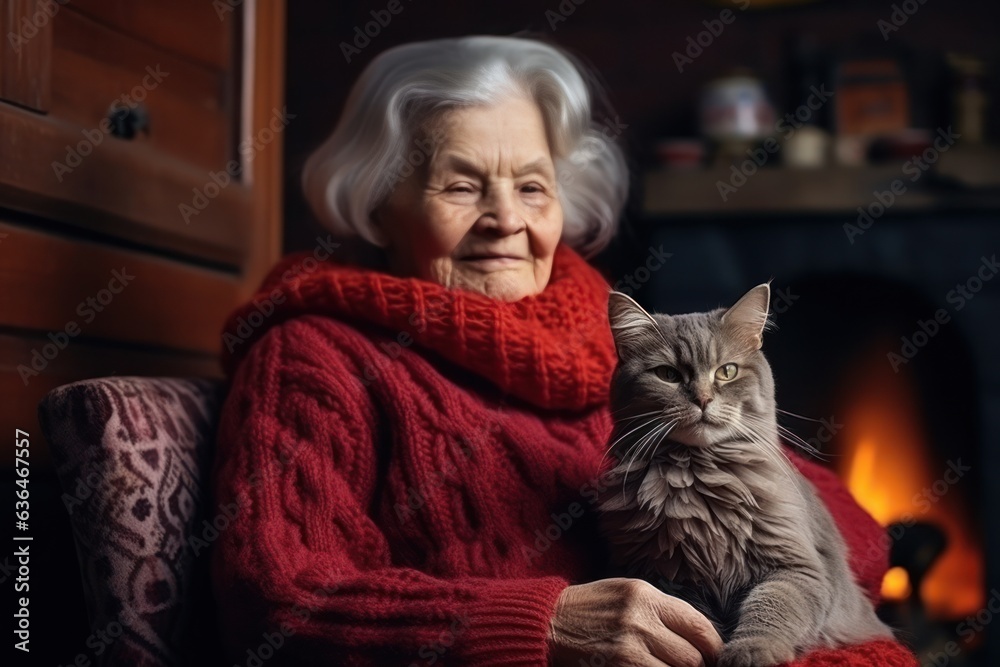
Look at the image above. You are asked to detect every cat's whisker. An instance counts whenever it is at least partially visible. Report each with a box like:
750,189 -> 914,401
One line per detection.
612,408 -> 661,420
739,413 -> 803,448
610,418 -> 664,474
622,420 -> 671,496
637,419 -> 676,465
724,417 -> 798,488
646,420 -> 678,460
742,414 -> 832,462
611,408 -> 685,455
625,420 -> 677,496
729,418 -> 785,462
740,430 -> 805,500
774,424 -> 831,461
775,408 -> 824,423
738,438 -> 796,490
610,415 -> 662,445
600,416 -> 662,469
740,410 -> 832,460
631,419 -> 672,468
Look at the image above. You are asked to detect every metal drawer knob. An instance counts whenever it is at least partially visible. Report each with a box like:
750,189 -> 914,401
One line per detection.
106,104 -> 150,140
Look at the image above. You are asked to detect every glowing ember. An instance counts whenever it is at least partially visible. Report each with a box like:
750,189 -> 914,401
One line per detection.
882,566 -> 912,601
836,344 -> 983,618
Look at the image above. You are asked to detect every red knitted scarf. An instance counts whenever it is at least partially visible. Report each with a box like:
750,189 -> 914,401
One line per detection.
221,242 -> 618,411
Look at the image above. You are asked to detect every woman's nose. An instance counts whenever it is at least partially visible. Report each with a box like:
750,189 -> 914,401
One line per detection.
478,189 -> 523,235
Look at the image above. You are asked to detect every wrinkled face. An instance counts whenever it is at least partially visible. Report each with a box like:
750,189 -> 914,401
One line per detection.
373,95 -> 564,301
607,286 -> 776,452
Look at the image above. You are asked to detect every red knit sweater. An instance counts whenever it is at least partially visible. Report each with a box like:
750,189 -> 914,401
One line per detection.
210,242 -> 916,666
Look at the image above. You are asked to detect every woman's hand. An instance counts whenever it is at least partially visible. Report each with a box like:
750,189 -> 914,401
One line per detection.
548,578 -> 723,667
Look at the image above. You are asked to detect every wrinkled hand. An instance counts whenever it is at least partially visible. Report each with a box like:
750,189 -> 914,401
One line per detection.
548,578 -> 723,667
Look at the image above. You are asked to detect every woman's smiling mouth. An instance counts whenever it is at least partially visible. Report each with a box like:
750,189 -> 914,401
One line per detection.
460,255 -> 526,269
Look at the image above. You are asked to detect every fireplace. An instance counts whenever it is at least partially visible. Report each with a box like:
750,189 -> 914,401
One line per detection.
632,210 -> 1000,665
837,345 -> 983,617
768,278 -> 987,661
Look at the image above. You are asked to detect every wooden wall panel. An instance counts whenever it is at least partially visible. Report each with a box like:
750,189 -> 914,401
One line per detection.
0,0 -> 53,110
0,221 -> 243,353
68,0 -> 232,70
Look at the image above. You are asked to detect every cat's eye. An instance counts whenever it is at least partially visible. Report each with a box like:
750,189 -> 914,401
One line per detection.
715,363 -> 738,381
653,365 -> 682,383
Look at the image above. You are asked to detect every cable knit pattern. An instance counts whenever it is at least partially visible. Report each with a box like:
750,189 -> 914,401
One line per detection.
210,242 -> 916,666
221,242 -> 618,411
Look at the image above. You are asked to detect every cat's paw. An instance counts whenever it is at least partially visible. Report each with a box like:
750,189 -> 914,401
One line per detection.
718,637 -> 796,667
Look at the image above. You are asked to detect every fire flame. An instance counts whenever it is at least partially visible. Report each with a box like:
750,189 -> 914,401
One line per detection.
882,566 -> 912,600
837,345 -> 983,618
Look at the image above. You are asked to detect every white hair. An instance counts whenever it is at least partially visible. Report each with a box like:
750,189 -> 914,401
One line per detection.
301,35 -> 629,258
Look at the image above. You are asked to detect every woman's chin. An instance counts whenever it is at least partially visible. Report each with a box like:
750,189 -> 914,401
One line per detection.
452,268 -> 539,301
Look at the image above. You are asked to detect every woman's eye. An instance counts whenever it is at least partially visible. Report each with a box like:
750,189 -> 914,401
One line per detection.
520,183 -> 543,194
448,184 -> 476,194
715,363 -> 738,381
653,366 -> 682,383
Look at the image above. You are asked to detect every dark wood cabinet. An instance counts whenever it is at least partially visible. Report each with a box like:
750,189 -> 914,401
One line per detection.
0,0 -> 286,465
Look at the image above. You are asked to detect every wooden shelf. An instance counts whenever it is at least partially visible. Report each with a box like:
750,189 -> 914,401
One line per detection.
643,147 -> 1000,216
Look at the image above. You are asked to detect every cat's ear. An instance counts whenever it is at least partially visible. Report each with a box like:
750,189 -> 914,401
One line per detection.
608,291 -> 660,361
721,283 -> 771,351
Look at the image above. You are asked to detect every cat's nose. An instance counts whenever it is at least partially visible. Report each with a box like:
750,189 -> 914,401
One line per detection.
693,395 -> 713,410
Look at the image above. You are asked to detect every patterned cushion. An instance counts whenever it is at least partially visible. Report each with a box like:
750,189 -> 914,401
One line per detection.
38,377 -> 225,667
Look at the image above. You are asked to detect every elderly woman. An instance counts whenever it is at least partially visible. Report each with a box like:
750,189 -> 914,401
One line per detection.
210,36 -> 914,666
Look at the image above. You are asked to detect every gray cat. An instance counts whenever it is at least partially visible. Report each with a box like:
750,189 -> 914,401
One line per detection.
596,284 -> 895,667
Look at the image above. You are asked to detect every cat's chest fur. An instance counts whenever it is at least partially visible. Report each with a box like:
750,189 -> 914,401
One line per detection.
599,445 -> 792,605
